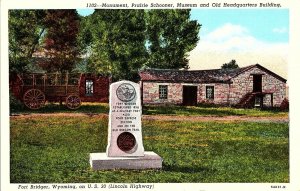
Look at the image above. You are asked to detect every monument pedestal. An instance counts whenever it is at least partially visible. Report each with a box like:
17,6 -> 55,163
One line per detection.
90,151 -> 162,170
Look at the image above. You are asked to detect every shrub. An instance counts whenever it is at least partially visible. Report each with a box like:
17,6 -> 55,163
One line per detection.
197,100 -> 218,108
10,90 -> 24,113
280,98 -> 289,111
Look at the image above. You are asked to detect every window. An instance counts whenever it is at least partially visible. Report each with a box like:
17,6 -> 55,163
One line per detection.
206,86 -> 214,100
159,85 -> 168,99
254,96 -> 261,107
85,80 -> 94,96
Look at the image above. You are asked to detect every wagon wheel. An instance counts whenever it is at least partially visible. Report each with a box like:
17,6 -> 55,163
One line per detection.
66,94 -> 81,109
23,89 -> 45,109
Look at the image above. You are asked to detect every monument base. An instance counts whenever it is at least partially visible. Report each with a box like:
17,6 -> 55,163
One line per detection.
90,151 -> 162,170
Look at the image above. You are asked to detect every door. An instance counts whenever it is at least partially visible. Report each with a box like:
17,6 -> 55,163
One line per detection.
182,86 -> 198,106
253,75 -> 262,92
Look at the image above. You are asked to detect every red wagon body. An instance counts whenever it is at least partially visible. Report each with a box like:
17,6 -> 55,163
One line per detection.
10,73 -> 110,109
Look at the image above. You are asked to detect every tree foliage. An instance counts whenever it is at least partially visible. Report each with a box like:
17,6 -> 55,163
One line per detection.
146,10 -> 200,69
9,10 -> 80,73
81,10 -> 147,81
221,59 -> 239,69
79,9 -> 200,81
9,10 -> 46,73
9,9 -> 201,81
41,10 -> 80,72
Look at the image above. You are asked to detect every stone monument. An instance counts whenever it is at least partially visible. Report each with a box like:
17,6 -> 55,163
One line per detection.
90,80 -> 162,170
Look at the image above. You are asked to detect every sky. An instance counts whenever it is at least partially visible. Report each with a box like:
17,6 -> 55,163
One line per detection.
77,9 -> 289,79
189,9 -> 289,79
77,9 -> 94,16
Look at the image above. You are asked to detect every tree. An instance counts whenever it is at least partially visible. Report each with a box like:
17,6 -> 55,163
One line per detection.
221,59 -> 239,69
41,10 -> 80,72
78,10 -> 201,80
82,10 -> 147,81
145,10 -> 200,69
9,10 -> 46,73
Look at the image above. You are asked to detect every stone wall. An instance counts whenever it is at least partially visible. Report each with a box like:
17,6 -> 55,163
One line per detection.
229,67 -> 286,107
198,83 -> 230,105
263,94 -> 272,107
141,66 -> 286,107
142,82 -> 230,105
142,82 -> 183,104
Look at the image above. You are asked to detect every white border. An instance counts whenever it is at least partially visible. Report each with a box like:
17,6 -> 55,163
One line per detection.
1,0 -> 300,191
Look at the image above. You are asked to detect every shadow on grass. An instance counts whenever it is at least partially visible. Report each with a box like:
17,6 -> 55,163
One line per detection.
143,105 -> 286,117
11,102 -> 287,117
163,163 -> 213,173
143,106 -> 241,116
11,103 -> 109,115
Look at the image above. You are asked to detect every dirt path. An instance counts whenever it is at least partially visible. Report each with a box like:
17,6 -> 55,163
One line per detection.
10,113 -> 289,123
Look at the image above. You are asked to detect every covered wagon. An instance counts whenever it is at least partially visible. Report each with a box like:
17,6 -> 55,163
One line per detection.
10,73 -> 110,109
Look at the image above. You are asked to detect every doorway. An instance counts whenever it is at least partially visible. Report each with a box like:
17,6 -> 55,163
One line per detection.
182,86 -> 198,106
253,75 -> 262,92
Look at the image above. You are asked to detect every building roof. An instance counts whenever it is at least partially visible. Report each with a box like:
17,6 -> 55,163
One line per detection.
139,64 -> 287,83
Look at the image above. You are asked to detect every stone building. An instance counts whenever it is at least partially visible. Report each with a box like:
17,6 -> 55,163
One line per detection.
139,64 -> 287,108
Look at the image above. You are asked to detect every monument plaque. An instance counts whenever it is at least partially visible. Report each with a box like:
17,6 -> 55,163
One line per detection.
106,81 -> 144,157
90,80 -> 162,170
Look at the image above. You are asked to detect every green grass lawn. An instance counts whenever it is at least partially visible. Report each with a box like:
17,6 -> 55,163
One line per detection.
10,115 -> 289,183
11,102 -> 109,114
11,102 -> 288,118
143,105 -> 288,117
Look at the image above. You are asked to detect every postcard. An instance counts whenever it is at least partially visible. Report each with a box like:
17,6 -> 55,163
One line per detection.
1,0 -> 300,191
